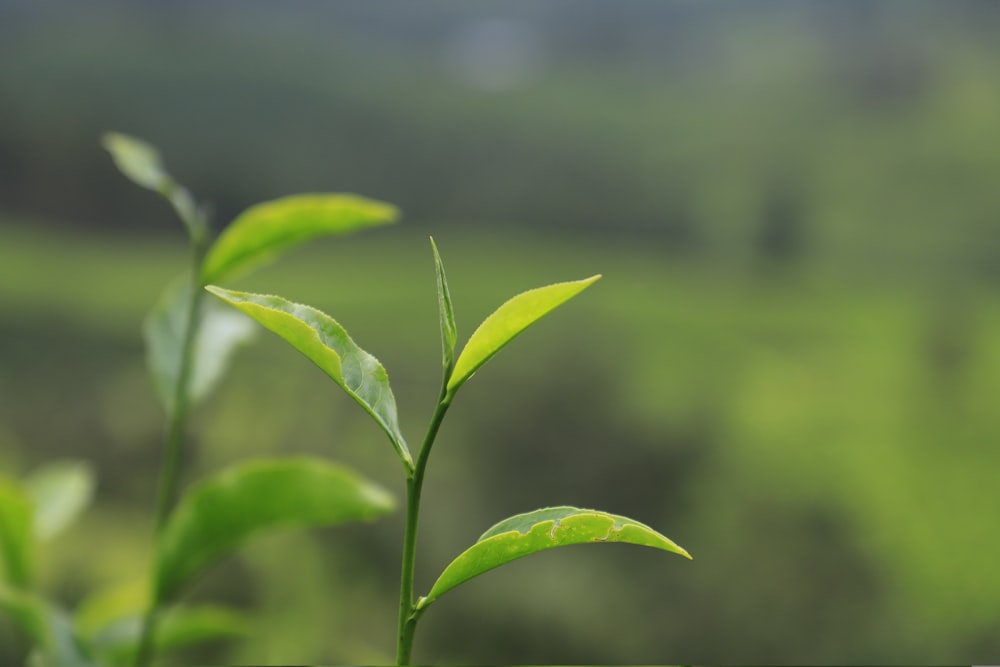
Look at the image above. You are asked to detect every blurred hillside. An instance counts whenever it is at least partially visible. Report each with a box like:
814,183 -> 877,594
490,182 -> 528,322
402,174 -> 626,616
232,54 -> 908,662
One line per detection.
2,2 -> 1000,665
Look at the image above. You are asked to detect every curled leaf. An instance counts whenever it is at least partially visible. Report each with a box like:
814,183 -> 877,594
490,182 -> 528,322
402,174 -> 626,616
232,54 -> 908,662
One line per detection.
202,194 -> 398,284
447,276 -> 601,397
205,286 -> 412,469
154,457 -> 395,603
430,237 -> 457,371
418,506 -> 690,609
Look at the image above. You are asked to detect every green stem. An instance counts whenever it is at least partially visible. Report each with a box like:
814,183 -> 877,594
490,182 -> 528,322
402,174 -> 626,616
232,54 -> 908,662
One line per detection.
135,240 -> 208,667
396,383 -> 452,665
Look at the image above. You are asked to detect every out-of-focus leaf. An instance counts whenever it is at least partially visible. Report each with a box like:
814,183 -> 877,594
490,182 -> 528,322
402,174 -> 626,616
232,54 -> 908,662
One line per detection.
154,457 -> 395,603
447,275 -> 601,397
430,237 -> 457,371
101,132 -> 203,241
145,275 -> 256,415
88,604 -> 248,665
0,475 -> 34,586
0,582 -> 47,647
201,194 -> 398,284
24,461 -> 95,541
74,580 -> 148,643
418,506 -> 690,609
205,287 -> 412,469
15,600 -> 102,667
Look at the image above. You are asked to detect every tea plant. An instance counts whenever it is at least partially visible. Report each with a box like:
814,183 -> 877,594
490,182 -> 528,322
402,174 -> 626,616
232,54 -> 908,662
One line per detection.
1,133 -> 692,666
1,134 -> 401,667
207,235 -> 693,664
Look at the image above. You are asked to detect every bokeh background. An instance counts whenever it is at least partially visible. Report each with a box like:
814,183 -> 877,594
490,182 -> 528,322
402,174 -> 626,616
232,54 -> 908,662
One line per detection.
2,1 -> 1000,664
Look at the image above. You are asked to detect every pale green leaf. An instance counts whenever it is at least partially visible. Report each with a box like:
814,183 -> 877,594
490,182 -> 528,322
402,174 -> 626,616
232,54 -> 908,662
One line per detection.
430,237 -> 457,371
418,506 -> 690,609
24,461 -> 95,542
102,132 -> 203,241
447,275 -> 601,396
205,286 -> 412,468
202,194 -> 398,284
154,457 -> 395,603
0,475 -> 34,587
145,275 -> 256,415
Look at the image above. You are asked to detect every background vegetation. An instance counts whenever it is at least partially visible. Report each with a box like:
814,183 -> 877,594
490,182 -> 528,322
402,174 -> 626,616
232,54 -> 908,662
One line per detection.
2,1 -> 1000,663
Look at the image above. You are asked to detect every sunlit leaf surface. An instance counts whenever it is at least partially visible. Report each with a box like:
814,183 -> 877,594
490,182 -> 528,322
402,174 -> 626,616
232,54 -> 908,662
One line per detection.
447,275 -> 600,396
205,286 -> 412,467
419,506 -> 690,608
202,194 -> 397,284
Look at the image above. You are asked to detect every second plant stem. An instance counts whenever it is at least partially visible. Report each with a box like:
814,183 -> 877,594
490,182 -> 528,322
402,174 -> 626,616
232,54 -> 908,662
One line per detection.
135,241 -> 208,667
396,381 -> 453,666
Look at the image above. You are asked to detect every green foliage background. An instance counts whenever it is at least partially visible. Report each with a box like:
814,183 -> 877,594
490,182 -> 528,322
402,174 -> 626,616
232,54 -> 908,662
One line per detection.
2,2 -> 1000,664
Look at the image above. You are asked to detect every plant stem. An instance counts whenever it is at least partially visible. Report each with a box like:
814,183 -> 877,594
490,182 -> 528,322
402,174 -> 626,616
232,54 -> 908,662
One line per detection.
135,241 -> 207,667
396,385 -> 452,665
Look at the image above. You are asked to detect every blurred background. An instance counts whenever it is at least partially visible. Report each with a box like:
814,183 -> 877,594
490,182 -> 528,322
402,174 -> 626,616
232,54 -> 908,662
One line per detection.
2,1 -> 1000,664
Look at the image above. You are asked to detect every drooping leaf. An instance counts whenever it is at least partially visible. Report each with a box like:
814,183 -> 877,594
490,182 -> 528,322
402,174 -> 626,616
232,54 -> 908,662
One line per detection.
24,461 -> 95,542
88,604 -> 248,665
201,194 -> 398,284
145,275 -> 256,415
430,237 -> 457,371
447,276 -> 601,396
154,457 -> 395,603
0,475 -> 34,586
102,132 -> 203,241
418,506 -> 690,609
205,287 -> 412,468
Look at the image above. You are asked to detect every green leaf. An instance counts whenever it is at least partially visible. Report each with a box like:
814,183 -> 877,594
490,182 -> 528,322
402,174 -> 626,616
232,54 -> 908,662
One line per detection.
4,593 -> 103,667
447,275 -> 601,396
0,475 -> 34,587
205,286 -> 412,469
74,580 -> 148,642
154,457 -> 395,603
418,506 -> 690,609
0,583 -> 47,647
102,132 -> 203,241
24,461 -> 95,541
430,237 -> 457,371
88,604 -> 248,665
201,194 -> 398,284
145,275 -> 256,415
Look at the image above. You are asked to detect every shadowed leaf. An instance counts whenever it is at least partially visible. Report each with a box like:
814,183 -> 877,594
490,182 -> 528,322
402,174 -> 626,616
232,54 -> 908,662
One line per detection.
154,457 -> 395,603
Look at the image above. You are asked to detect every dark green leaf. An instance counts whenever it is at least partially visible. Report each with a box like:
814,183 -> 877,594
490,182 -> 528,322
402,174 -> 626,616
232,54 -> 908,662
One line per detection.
145,275 -> 255,414
205,287 -> 412,469
447,276 -> 601,397
418,506 -> 690,609
154,457 -> 395,603
430,237 -> 457,371
24,461 -> 95,541
0,475 -> 34,587
102,132 -> 203,241
0,583 -> 47,647
201,194 -> 398,284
